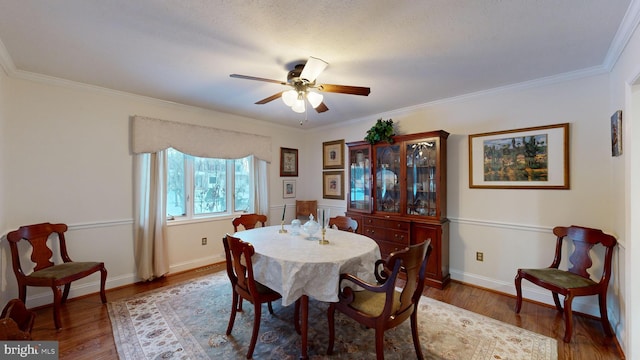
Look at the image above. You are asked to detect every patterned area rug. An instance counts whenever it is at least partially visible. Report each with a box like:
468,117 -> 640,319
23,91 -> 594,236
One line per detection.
108,272 -> 557,360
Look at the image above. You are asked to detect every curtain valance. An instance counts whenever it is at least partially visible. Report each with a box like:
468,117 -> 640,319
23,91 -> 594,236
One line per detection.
131,116 -> 272,162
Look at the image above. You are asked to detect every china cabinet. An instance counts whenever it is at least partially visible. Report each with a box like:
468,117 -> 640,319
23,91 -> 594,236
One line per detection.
346,130 -> 450,289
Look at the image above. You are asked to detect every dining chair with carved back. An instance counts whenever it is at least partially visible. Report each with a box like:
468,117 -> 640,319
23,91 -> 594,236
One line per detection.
6,222 -> 107,330
328,215 -> 358,232
514,225 -> 617,342
327,239 -> 432,360
232,213 -> 268,232
222,234 -> 283,359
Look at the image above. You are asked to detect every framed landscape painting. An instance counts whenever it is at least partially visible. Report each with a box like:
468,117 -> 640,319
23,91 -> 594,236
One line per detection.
468,123 -> 570,189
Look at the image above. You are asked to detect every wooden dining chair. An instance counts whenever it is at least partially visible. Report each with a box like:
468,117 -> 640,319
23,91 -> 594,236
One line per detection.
328,215 -> 358,232
514,225 -> 617,342
222,234 -> 282,359
6,222 -> 107,330
327,239 -> 432,360
232,213 -> 268,232
295,200 -> 317,221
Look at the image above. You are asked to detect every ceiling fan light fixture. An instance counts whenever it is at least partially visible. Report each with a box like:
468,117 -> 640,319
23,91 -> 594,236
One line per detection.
292,98 -> 306,113
306,91 -> 323,108
282,89 -> 297,106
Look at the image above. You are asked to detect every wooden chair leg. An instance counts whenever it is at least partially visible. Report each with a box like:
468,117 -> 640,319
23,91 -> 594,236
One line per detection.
226,292 -> 239,335
598,292 -> 614,337
52,285 -> 63,330
552,292 -> 563,312
514,273 -> 523,313
326,303 -> 335,355
267,301 -> 274,314
410,310 -> 424,360
247,303 -> 262,359
18,285 -> 27,304
562,295 -> 574,342
61,284 -> 71,303
100,266 -> 108,303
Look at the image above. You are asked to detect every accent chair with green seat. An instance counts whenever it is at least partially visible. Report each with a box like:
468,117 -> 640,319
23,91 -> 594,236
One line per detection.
514,225 -> 617,342
6,222 -> 107,330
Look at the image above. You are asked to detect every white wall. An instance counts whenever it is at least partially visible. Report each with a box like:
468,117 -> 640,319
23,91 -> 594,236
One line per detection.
609,17 -> 640,358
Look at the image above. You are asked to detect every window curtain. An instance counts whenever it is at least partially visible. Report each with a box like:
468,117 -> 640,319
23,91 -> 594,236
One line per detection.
133,151 -> 169,281
131,116 -> 272,280
254,156 -> 269,216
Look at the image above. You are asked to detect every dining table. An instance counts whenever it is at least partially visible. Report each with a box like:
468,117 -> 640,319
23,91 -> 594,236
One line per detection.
234,224 -> 381,359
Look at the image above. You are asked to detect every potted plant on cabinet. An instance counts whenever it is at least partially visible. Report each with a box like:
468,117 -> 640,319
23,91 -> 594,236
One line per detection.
365,118 -> 395,144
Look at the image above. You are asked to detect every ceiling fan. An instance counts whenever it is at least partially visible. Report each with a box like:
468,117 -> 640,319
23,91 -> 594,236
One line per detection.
230,57 -> 370,114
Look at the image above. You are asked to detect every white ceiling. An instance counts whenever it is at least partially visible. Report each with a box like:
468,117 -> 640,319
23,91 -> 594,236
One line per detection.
0,1 -> 636,128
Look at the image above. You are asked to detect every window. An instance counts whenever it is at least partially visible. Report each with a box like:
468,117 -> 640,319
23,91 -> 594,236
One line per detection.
167,148 -> 253,220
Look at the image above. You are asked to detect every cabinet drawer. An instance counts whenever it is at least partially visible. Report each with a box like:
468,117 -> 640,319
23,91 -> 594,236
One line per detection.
363,226 -> 408,245
363,217 -> 409,231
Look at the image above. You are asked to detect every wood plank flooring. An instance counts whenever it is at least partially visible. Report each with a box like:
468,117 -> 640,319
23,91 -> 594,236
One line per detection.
29,263 -> 624,359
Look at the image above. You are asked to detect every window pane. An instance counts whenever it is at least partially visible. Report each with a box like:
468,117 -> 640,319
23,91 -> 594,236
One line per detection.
167,148 -> 186,217
193,157 -> 226,214
235,157 -> 251,212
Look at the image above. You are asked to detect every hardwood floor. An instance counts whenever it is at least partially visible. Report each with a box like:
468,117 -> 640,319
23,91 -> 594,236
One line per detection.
29,263 -> 624,359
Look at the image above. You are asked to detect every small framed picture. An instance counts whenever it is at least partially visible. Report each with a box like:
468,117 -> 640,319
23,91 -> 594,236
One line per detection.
322,139 -> 345,169
283,180 -> 296,198
611,110 -> 622,157
280,147 -> 298,177
323,171 -> 344,199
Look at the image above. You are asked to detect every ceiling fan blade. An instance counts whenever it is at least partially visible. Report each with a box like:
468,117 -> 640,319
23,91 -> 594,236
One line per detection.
300,57 -> 328,82
314,102 -> 329,113
230,74 -> 287,85
255,92 -> 284,104
318,84 -> 370,96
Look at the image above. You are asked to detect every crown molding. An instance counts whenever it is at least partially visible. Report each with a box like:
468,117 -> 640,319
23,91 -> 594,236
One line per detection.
603,0 -> 640,71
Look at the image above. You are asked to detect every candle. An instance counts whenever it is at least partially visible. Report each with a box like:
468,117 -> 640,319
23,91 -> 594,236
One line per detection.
322,209 -> 325,227
282,204 -> 286,221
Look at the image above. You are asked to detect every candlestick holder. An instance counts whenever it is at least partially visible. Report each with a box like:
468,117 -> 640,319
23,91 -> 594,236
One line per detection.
279,221 -> 288,234
319,227 -> 329,244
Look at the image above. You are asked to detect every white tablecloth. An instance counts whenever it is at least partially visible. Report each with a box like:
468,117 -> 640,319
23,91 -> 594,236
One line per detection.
235,225 -> 381,306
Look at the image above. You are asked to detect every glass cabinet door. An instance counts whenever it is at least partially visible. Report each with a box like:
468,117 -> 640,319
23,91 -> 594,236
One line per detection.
375,144 -> 401,213
405,138 -> 438,217
348,145 -> 371,212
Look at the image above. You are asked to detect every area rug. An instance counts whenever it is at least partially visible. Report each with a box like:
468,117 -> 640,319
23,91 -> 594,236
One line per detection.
108,272 -> 557,360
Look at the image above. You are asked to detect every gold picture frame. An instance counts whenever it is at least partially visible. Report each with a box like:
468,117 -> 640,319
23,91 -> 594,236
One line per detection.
468,123 -> 570,189
323,171 -> 344,199
322,139 -> 345,169
280,147 -> 298,177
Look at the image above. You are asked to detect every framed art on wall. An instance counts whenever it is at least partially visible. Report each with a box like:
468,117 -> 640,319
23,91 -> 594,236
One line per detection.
468,123 -> 570,189
283,180 -> 296,198
323,171 -> 344,199
280,147 -> 298,177
611,110 -> 622,157
322,139 -> 345,169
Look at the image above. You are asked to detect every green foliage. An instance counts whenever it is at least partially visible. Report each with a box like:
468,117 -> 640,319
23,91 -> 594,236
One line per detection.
364,118 -> 395,144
